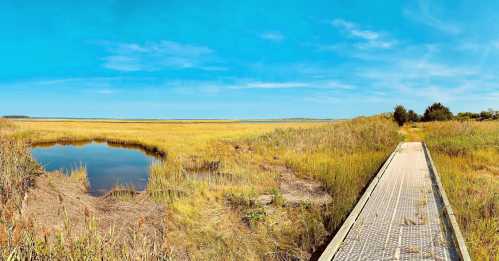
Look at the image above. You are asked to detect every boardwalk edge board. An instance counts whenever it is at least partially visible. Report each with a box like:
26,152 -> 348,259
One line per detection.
422,143 -> 471,261
318,143 -> 401,261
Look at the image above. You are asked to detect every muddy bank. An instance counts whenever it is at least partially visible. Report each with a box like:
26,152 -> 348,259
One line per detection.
21,172 -> 166,246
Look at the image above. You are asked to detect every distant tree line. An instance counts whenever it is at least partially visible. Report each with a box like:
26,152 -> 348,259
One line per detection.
455,109 -> 498,121
2,115 -> 30,119
392,102 -> 498,126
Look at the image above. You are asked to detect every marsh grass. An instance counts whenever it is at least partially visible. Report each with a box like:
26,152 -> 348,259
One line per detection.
69,164 -> 89,192
105,185 -> 139,200
409,120 -> 499,260
0,119 -> 15,134
143,116 -> 400,259
0,136 -> 40,209
13,120 -> 324,156
0,133 -> 39,258
2,117 -> 402,259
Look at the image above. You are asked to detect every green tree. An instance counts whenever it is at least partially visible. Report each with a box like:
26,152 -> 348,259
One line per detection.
407,110 -> 420,122
393,105 -> 408,126
422,102 -> 453,121
479,110 -> 493,120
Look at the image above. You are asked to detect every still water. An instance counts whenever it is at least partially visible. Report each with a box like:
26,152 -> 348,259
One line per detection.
32,142 -> 158,196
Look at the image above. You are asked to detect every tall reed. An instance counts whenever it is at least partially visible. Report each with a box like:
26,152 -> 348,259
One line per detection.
422,120 -> 498,259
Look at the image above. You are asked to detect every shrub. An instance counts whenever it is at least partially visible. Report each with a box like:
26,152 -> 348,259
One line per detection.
407,110 -> 420,122
393,105 -> 408,126
423,102 -> 453,121
479,109 -> 495,120
456,112 -> 479,121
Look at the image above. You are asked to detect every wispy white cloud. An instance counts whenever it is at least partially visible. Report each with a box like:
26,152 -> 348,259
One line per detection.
241,82 -> 308,89
291,32 -> 498,110
101,41 -> 223,72
1,76 -> 356,95
0,77 -> 142,95
104,56 -> 143,72
193,39 -> 497,110
331,19 -> 396,49
352,55 -> 499,110
304,92 -> 391,105
359,60 -> 478,81
159,78 -> 355,93
233,80 -> 354,90
403,0 -> 460,35
332,19 -> 378,40
259,31 -> 285,42
321,81 -> 354,89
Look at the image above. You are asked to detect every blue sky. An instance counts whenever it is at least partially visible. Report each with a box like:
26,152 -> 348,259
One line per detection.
1,0 -> 498,119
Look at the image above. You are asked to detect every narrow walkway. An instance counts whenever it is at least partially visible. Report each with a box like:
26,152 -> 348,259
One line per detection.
322,142 -> 461,260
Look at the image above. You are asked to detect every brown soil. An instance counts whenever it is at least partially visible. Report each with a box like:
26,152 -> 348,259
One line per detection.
21,172 -> 165,242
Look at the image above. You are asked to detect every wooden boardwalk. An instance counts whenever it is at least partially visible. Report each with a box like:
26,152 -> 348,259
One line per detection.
319,142 -> 470,261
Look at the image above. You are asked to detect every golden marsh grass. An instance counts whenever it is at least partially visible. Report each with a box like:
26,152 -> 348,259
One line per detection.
405,120 -> 499,260
1,117 -> 402,259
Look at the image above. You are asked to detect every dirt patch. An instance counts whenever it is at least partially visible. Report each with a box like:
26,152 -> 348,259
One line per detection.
233,143 -> 254,153
257,165 -> 332,206
21,172 -> 165,243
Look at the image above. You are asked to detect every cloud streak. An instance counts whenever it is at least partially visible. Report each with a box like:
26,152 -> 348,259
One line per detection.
403,0 -> 460,35
0,77 -> 147,95
101,41 -> 223,72
331,19 -> 396,49
259,31 -> 285,42
353,56 -> 499,109
232,80 -> 354,90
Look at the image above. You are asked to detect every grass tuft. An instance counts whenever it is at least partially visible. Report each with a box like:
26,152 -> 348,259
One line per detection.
69,164 -> 89,192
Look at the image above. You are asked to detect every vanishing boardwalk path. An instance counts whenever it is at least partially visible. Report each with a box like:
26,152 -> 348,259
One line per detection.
320,142 -> 470,261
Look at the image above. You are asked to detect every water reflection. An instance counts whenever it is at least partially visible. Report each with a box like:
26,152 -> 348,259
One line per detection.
32,142 -> 160,196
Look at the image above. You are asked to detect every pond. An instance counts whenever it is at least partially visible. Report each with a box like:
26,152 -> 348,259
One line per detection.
32,142 -> 160,196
